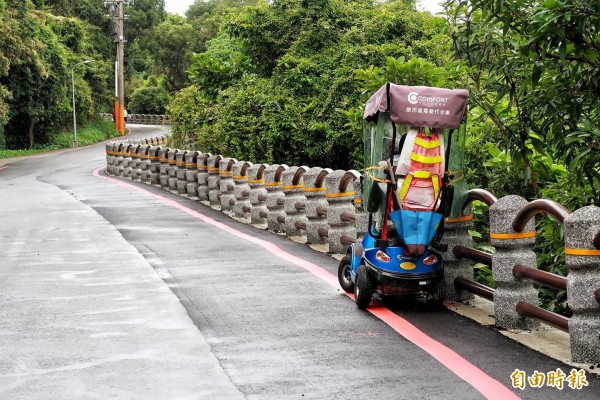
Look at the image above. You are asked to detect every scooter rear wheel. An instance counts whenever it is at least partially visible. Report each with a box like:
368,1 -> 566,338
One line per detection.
337,255 -> 354,293
355,265 -> 373,309
429,280 -> 446,308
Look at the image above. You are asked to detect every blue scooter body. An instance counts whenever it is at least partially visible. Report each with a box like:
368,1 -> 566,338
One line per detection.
347,230 -> 444,297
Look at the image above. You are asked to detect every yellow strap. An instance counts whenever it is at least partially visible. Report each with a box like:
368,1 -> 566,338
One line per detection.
265,181 -> 282,187
304,187 -> 327,192
248,179 -> 265,184
283,184 -> 304,190
219,171 -> 233,175
176,161 -> 186,165
365,166 -> 392,184
565,248 -> 600,256
208,167 -> 220,172
197,166 -> 207,170
449,174 -> 465,185
445,215 -> 474,223
413,171 -> 433,179
233,175 -> 248,180
159,157 -> 168,162
326,191 -> 355,198
414,137 -> 441,149
185,162 -> 196,167
354,198 -> 362,204
431,175 -> 440,201
411,154 -> 443,164
398,174 -> 413,201
490,231 -> 536,239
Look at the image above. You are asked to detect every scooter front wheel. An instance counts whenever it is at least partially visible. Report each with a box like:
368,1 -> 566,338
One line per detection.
337,255 -> 354,293
354,265 -> 373,309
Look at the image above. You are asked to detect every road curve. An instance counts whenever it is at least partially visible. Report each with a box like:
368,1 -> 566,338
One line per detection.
0,125 -> 598,399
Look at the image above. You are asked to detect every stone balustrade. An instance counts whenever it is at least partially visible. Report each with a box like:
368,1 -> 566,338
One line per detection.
104,134 -> 600,364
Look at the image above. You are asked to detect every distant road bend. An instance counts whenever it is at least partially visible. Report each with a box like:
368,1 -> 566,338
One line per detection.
0,125 -> 598,399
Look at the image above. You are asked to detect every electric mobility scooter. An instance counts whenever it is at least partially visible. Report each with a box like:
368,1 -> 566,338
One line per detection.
338,83 -> 469,309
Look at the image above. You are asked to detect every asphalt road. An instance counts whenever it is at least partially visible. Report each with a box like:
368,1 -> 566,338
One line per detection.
1,125 -> 598,400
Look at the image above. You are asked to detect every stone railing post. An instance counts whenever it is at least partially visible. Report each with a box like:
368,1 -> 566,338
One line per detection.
440,206 -> 476,301
207,155 -> 223,209
125,144 -> 139,179
264,164 -> 288,232
118,144 -> 132,177
304,168 -> 331,245
351,174 -> 368,239
325,170 -> 359,254
282,166 -> 309,238
175,150 -> 189,195
167,149 -> 179,192
564,206 -> 600,363
132,145 -> 144,181
196,153 -> 211,203
233,161 -> 253,220
114,143 -> 125,176
158,148 -> 170,188
219,158 -> 237,212
141,146 -> 156,183
185,151 -> 200,198
106,143 -> 116,175
248,164 -> 268,225
105,143 -> 115,173
135,145 -> 150,181
147,146 -> 161,185
490,195 -> 539,330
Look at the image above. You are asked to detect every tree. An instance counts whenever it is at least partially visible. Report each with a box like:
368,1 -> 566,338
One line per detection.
129,76 -> 170,114
171,0 -> 450,169
145,15 -> 195,91
445,0 -> 599,203
0,0 -> 104,149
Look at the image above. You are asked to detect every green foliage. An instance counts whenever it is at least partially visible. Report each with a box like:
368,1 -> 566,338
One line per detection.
172,0 -> 450,169
143,15 -> 195,91
0,119 -> 118,157
445,0 -> 599,203
129,84 -> 170,114
49,119 -> 118,148
0,0 -> 115,149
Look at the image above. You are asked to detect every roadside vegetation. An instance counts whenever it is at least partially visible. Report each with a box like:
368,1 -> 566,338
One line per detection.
0,119 -> 119,159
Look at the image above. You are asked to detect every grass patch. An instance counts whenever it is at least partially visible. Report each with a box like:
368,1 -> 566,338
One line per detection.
0,119 -> 120,159
0,148 -> 51,158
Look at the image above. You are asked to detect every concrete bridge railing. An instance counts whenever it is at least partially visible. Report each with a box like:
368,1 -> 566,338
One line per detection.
99,113 -> 171,125
105,136 -> 600,364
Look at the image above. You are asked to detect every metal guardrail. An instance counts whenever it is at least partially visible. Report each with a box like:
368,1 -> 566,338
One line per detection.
516,301 -> 569,332
512,264 -> 567,291
512,199 -> 571,232
453,245 -> 492,265
454,277 -> 494,301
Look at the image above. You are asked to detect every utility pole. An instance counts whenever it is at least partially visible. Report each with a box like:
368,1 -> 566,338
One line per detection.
106,0 -> 132,134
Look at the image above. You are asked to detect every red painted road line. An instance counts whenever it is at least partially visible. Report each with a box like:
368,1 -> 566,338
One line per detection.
93,167 -> 520,400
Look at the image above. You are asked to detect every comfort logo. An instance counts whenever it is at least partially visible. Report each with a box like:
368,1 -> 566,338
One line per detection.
407,92 -> 450,105
408,92 -> 419,105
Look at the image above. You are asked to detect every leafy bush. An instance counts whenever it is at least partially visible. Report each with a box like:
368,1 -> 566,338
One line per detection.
170,0 -> 450,170
129,85 -> 170,114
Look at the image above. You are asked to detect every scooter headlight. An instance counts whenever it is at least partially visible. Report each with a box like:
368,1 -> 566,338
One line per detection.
423,254 -> 438,265
375,250 -> 391,263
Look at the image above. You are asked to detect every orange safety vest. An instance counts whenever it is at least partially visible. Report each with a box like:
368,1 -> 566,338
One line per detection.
398,129 -> 443,211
